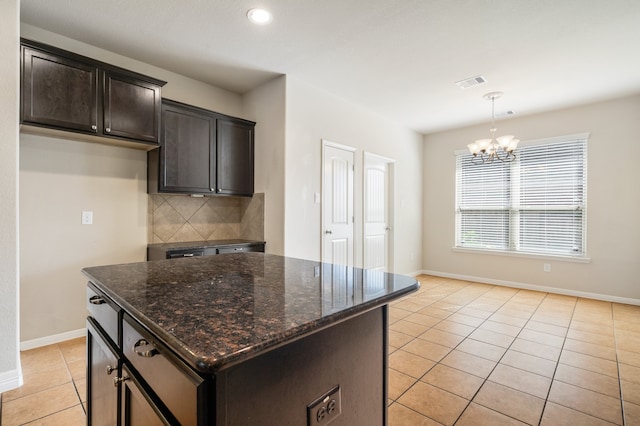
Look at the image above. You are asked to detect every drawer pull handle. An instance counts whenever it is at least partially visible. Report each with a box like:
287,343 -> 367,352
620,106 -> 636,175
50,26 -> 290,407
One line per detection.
106,364 -> 116,375
89,295 -> 106,305
113,375 -> 129,387
133,339 -> 159,358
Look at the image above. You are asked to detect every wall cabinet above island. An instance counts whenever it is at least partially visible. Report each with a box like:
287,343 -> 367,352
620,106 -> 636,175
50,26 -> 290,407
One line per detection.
20,38 -> 165,150
147,99 -> 255,197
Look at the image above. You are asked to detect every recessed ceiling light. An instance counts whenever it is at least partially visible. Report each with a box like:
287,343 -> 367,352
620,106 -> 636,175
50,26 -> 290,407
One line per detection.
247,8 -> 272,25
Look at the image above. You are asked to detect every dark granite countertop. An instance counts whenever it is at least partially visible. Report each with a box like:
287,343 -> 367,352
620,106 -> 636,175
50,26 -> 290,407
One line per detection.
147,239 -> 265,251
82,253 -> 419,374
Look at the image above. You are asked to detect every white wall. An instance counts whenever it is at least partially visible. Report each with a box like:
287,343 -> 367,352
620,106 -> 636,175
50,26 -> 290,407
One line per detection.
285,77 -> 424,275
243,76 -> 286,255
0,0 -> 21,393
423,94 -> 640,302
19,26 -> 245,344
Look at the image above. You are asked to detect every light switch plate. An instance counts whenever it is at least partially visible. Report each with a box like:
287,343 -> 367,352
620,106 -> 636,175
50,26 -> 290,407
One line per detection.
82,211 -> 93,225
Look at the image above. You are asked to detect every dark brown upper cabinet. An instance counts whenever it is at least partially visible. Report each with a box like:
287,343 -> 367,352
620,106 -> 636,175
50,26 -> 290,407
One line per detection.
148,99 -> 255,197
20,39 -> 165,149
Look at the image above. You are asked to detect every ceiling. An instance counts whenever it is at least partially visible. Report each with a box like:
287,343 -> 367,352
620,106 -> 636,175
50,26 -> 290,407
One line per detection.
20,0 -> 640,134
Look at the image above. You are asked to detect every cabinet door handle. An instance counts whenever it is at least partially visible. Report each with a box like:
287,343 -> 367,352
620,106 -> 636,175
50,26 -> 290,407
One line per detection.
105,127 -> 111,133
133,339 -> 159,358
91,125 -> 97,131
113,375 -> 129,388
106,364 -> 116,375
89,295 -> 106,305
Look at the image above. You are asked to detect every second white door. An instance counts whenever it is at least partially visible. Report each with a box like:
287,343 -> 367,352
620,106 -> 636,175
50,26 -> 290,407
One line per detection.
363,152 -> 394,272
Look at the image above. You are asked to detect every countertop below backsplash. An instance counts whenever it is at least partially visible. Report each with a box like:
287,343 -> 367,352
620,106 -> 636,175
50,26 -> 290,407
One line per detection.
148,193 -> 264,244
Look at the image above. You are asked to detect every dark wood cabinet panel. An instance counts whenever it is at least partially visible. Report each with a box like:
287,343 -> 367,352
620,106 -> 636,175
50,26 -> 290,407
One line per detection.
20,39 -> 165,148
22,46 -> 98,133
87,318 -> 119,426
156,101 -> 215,193
120,365 -> 169,426
149,99 -> 255,196
217,118 -> 254,196
103,72 -> 161,143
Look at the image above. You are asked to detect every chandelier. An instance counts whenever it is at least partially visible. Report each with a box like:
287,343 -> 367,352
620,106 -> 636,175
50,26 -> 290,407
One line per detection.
467,92 -> 519,164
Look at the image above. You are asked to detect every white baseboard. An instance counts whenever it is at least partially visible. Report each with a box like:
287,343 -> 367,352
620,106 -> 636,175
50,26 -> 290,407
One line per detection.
20,328 -> 86,351
0,368 -> 23,394
418,270 -> 640,306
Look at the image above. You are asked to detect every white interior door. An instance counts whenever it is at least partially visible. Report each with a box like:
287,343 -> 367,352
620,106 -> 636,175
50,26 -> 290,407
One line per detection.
363,152 -> 394,272
322,141 -> 355,267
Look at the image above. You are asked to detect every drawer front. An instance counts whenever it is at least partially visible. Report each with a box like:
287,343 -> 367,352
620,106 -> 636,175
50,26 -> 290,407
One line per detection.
122,314 -> 202,426
87,284 -> 120,346
216,244 -> 263,254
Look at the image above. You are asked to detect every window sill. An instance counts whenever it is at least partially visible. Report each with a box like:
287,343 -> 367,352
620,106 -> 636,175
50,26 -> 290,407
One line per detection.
452,247 -> 590,263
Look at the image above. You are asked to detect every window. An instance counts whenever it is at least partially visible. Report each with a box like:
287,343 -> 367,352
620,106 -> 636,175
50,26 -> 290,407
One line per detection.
455,134 -> 587,257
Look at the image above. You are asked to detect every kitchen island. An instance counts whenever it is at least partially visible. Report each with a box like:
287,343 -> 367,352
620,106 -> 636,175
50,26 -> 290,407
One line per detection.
82,253 -> 419,425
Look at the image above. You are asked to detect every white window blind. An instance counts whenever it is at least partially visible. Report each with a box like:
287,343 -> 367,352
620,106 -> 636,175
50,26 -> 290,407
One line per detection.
455,135 -> 587,257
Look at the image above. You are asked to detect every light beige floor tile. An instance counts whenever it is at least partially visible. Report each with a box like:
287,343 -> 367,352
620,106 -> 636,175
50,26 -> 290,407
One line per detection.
541,401 -> 618,426
500,350 -> 557,378
473,381 -> 545,425
66,358 -> 86,381
389,330 -> 414,348
397,381 -> 468,426
567,329 -> 616,347
563,338 -> 617,361
390,320 -> 431,337
456,402 -> 528,426
74,378 -> 87,403
489,312 -> 529,327
468,328 -> 515,348
623,401 -> 640,426
570,320 -> 614,337
432,320 -> 475,337
548,380 -> 622,425
58,337 -> 86,364
421,364 -> 484,400
554,363 -> 620,398
510,338 -> 561,361
620,363 -> 640,384
419,329 -> 466,348
402,338 -> 451,362
387,403 -> 443,426
19,346 -> 66,375
389,368 -> 418,400
394,299 -> 428,312
456,339 -> 506,362
390,307 -> 413,321
418,306 -> 454,320
403,312 -> 442,328
478,320 -> 521,337
1,382 -> 80,426
525,320 -> 568,337
446,313 -> 484,327
621,379 -> 640,405
389,350 -> 436,379
618,349 -> 640,368
560,350 -> 619,378
517,329 -> 565,348
440,350 -> 497,379
1,366 -> 71,402
26,404 -> 86,425
488,364 -> 552,399
529,314 -> 571,328
457,307 -> 492,319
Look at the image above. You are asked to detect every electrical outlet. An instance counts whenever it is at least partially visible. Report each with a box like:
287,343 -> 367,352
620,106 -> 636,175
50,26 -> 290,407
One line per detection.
543,263 -> 551,273
307,385 -> 341,426
81,211 -> 93,225
314,265 -> 320,277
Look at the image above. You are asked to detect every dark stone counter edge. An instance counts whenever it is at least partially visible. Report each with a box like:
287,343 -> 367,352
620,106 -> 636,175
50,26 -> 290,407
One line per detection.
85,274 -> 419,375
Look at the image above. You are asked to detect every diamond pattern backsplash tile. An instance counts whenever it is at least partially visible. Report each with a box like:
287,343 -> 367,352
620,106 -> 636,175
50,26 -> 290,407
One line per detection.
149,193 -> 264,243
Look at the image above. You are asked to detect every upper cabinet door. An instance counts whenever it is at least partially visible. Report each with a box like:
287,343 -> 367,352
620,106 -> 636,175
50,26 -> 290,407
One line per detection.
160,102 -> 216,193
22,46 -> 98,133
216,118 -> 254,196
103,71 -> 161,143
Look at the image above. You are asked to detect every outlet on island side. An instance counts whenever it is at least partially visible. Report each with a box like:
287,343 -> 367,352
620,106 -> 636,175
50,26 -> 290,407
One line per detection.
307,385 -> 341,426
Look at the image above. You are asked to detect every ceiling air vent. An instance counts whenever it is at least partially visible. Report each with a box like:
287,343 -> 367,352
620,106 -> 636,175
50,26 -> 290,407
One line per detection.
455,75 -> 487,89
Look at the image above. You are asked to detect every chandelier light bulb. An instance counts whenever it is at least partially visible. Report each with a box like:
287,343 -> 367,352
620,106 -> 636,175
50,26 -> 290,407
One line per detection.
468,92 -> 519,164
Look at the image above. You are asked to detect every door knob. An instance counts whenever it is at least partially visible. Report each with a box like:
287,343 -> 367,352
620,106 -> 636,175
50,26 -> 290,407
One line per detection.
325,230 -> 333,235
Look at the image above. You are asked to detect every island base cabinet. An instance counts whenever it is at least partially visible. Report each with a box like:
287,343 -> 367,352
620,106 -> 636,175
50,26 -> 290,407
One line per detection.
87,318 -> 120,426
215,307 -> 387,426
120,365 -> 170,426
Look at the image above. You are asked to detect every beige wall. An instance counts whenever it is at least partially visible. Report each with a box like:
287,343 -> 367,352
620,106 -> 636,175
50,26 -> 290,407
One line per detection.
285,77 -> 424,274
423,94 -> 640,302
0,0 -> 20,392
243,76 -> 287,255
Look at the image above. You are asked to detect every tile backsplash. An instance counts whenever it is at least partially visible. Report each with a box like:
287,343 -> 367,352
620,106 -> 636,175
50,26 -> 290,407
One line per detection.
148,193 -> 264,243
